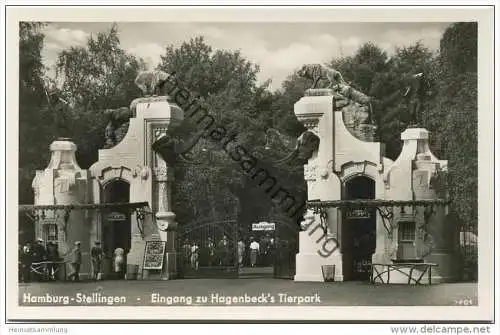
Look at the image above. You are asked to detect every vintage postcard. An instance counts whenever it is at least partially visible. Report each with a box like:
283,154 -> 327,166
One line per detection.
3,5 -> 495,324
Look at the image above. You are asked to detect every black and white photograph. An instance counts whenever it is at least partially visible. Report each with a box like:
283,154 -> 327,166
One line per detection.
3,4 -> 496,328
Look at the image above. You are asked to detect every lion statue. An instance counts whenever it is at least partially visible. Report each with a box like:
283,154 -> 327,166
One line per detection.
134,70 -> 172,97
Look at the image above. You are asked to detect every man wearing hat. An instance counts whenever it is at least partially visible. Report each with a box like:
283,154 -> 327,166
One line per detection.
67,241 -> 82,282
90,241 -> 103,281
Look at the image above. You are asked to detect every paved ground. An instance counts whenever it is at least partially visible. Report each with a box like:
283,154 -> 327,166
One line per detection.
18,278 -> 478,307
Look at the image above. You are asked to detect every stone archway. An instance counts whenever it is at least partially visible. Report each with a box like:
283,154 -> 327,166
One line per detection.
341,175 -> 376,281
101,178 -> 131,279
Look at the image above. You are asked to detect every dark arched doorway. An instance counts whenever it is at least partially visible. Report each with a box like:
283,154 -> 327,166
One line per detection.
342,175 -> 376,281
102,179 -> 131,278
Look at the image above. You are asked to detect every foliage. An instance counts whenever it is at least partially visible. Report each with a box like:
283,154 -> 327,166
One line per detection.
19,22 -> 50,203
157,36 -> 293,224
280,42 -> 437,160
19,23 -> 477,239
378,42 -> 437,158
56,24 -> 144,110
432,22 -> 478,230
53,24 -> 144,168
440,22 -> 477,74
19,23 -> 144,203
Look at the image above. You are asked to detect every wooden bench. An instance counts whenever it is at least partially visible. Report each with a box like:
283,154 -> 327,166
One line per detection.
370,262 -> 437,285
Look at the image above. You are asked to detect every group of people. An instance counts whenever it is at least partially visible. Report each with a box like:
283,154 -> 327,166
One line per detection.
19,238 -> 63,282
181,235 -> 228,271
68,240 -> 127,281
18,239 -> 127,282
180,234 -> 275,271
238,235 -> 275,268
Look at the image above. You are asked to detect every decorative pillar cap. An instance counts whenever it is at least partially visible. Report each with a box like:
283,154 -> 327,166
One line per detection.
47,138 -> 81,170
401,128 -> 429,141
156,211 -> 178,231
50,138 -> 77,152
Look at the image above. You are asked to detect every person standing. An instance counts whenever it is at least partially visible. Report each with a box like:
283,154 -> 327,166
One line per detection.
181,239 -> 191,268
113,247 -> 125,279
218,235 -> 230,266
20,242 -> 33,283
260,234 -> 271,266
90,241 -> 103,281
207,237 -> 216,266
190,241 -> 200,271
67,241 -> 82,282
237,238 -> 245,268
249,238 -> 260,268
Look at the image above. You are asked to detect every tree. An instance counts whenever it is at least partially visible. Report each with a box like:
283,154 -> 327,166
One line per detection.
157,36 -> 303,225
433,23 -> 478,230
332,42 -> 391,95
54,23 -> 144,168
377,42 -> 437,159
19,22 -> 50,203
440,22 -> 477,74
278,42 -> 437,160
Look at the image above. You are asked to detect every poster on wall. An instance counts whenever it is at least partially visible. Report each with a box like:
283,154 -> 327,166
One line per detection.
142,240 -> 166,270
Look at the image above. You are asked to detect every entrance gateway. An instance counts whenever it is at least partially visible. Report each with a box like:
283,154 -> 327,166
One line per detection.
342,176 -> 376,281
25,72 -> 459,283
175,215 -> 297,279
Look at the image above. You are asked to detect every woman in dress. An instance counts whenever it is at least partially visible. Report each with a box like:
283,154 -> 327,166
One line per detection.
113,247 -> 125,279
249,237 -> 260,268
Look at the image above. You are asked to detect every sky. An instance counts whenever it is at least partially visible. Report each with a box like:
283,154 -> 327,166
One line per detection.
41,22 -> 452,91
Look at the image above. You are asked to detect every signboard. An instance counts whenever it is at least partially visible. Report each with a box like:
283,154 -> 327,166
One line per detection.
346,208 -> 372,219
107,212 -> 126,221
252,222 -> 276,231
142,241 -> 166,270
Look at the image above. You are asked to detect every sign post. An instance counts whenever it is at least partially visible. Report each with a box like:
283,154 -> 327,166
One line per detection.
251,222 -> 276,231
141,240 -> 167,279
107,212 -> 127,222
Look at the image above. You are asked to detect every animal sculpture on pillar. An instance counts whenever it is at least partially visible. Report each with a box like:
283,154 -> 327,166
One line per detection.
103,107 -> 133,149
134,70 -> 172,97
298,64 -> 426,127
297,64 -> 347,89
